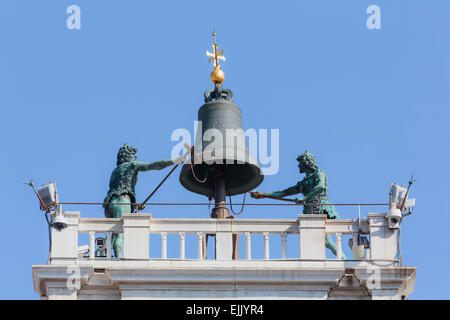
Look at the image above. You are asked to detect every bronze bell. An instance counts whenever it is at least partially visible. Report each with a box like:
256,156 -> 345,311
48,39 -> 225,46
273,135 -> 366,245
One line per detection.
179,87 -> 264,218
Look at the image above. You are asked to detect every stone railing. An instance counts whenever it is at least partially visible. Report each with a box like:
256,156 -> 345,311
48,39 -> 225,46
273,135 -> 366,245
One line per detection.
50,212 -> 398,264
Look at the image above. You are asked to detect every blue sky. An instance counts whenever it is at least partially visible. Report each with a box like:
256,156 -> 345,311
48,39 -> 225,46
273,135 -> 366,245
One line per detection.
1,0 -> 449,299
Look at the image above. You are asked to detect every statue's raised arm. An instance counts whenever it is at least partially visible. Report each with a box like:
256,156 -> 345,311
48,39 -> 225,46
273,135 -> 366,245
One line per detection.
251,182 -> 303,203
102,143 -> 188,258
136,159 -> 178,172
135,143 -> 189,172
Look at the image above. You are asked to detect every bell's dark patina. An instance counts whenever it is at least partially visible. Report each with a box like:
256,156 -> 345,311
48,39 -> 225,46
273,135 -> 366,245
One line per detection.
179,32 -> 263,258
179,95 -> 263,199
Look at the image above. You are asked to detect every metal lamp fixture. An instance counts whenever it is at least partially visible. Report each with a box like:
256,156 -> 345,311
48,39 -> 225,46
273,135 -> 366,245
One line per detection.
27,180 -> 68,231
387,182 -> 415,229
26,179 -> 68,264
37,182 -> 58,211
51,205 -> 68,231
36,182 -> 68,231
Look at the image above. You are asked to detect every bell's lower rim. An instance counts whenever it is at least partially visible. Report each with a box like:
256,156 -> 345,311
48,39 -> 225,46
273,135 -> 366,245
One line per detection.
179,162 -> 264,197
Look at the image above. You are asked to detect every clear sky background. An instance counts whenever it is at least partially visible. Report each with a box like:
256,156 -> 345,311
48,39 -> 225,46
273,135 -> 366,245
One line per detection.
1,0 -> 449,299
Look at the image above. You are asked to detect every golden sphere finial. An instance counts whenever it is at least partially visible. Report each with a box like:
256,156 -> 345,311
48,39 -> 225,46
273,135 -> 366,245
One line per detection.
206,30 -> 226,85
211,67 -> 225,84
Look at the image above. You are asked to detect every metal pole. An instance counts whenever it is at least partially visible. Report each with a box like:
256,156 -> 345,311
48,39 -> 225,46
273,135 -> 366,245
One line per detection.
211,172 -> 230,218
358,205 -> 361,246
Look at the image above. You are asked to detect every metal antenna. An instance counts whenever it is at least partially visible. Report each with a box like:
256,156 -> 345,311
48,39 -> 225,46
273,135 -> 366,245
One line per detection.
23,179 -> 34,187
400,174 -> 415,212
24,179 -> 50,213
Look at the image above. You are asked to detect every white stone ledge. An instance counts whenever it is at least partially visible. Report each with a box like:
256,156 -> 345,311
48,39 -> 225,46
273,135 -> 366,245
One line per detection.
32,263 -> 416,300
49,258 -> 400,269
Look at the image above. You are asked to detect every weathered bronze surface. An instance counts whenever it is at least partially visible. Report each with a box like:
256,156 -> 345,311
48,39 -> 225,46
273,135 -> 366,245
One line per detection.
251,151 -> 346,259
179,98 -> 263,198
104,144 -> 185,258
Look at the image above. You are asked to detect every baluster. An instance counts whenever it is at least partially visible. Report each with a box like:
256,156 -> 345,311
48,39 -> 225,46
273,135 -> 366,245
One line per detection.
245,232 -> 251,260
197,232 -> 204,260
179,232 -> 185,259
106,231 -> 112,260
281,232 -> 287,259
336,233 -> 342,260
161,232 -> 167,259
89,231 -> 95,259
263,232 -> 270,260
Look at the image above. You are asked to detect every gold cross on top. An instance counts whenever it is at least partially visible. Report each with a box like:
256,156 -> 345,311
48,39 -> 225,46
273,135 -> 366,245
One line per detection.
206,31 -> 226,68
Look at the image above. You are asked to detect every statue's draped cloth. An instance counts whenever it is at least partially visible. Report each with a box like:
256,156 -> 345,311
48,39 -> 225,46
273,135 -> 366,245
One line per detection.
103,161 -> 138,216
300,169 -> 339,219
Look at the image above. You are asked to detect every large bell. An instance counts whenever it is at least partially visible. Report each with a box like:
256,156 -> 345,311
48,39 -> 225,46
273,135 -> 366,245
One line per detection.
179,90 -> 264,217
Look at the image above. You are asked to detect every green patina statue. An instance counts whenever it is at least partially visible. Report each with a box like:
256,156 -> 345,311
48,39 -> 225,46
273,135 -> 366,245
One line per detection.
251,151 -> 346,259
103,143 -> 186,258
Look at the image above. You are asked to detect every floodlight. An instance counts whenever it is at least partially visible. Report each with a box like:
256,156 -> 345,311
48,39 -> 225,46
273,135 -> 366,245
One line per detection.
390,183 -> 416,212
37,182 -> 58,211
95,237 -> 107,257
95,237 -> 105,249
